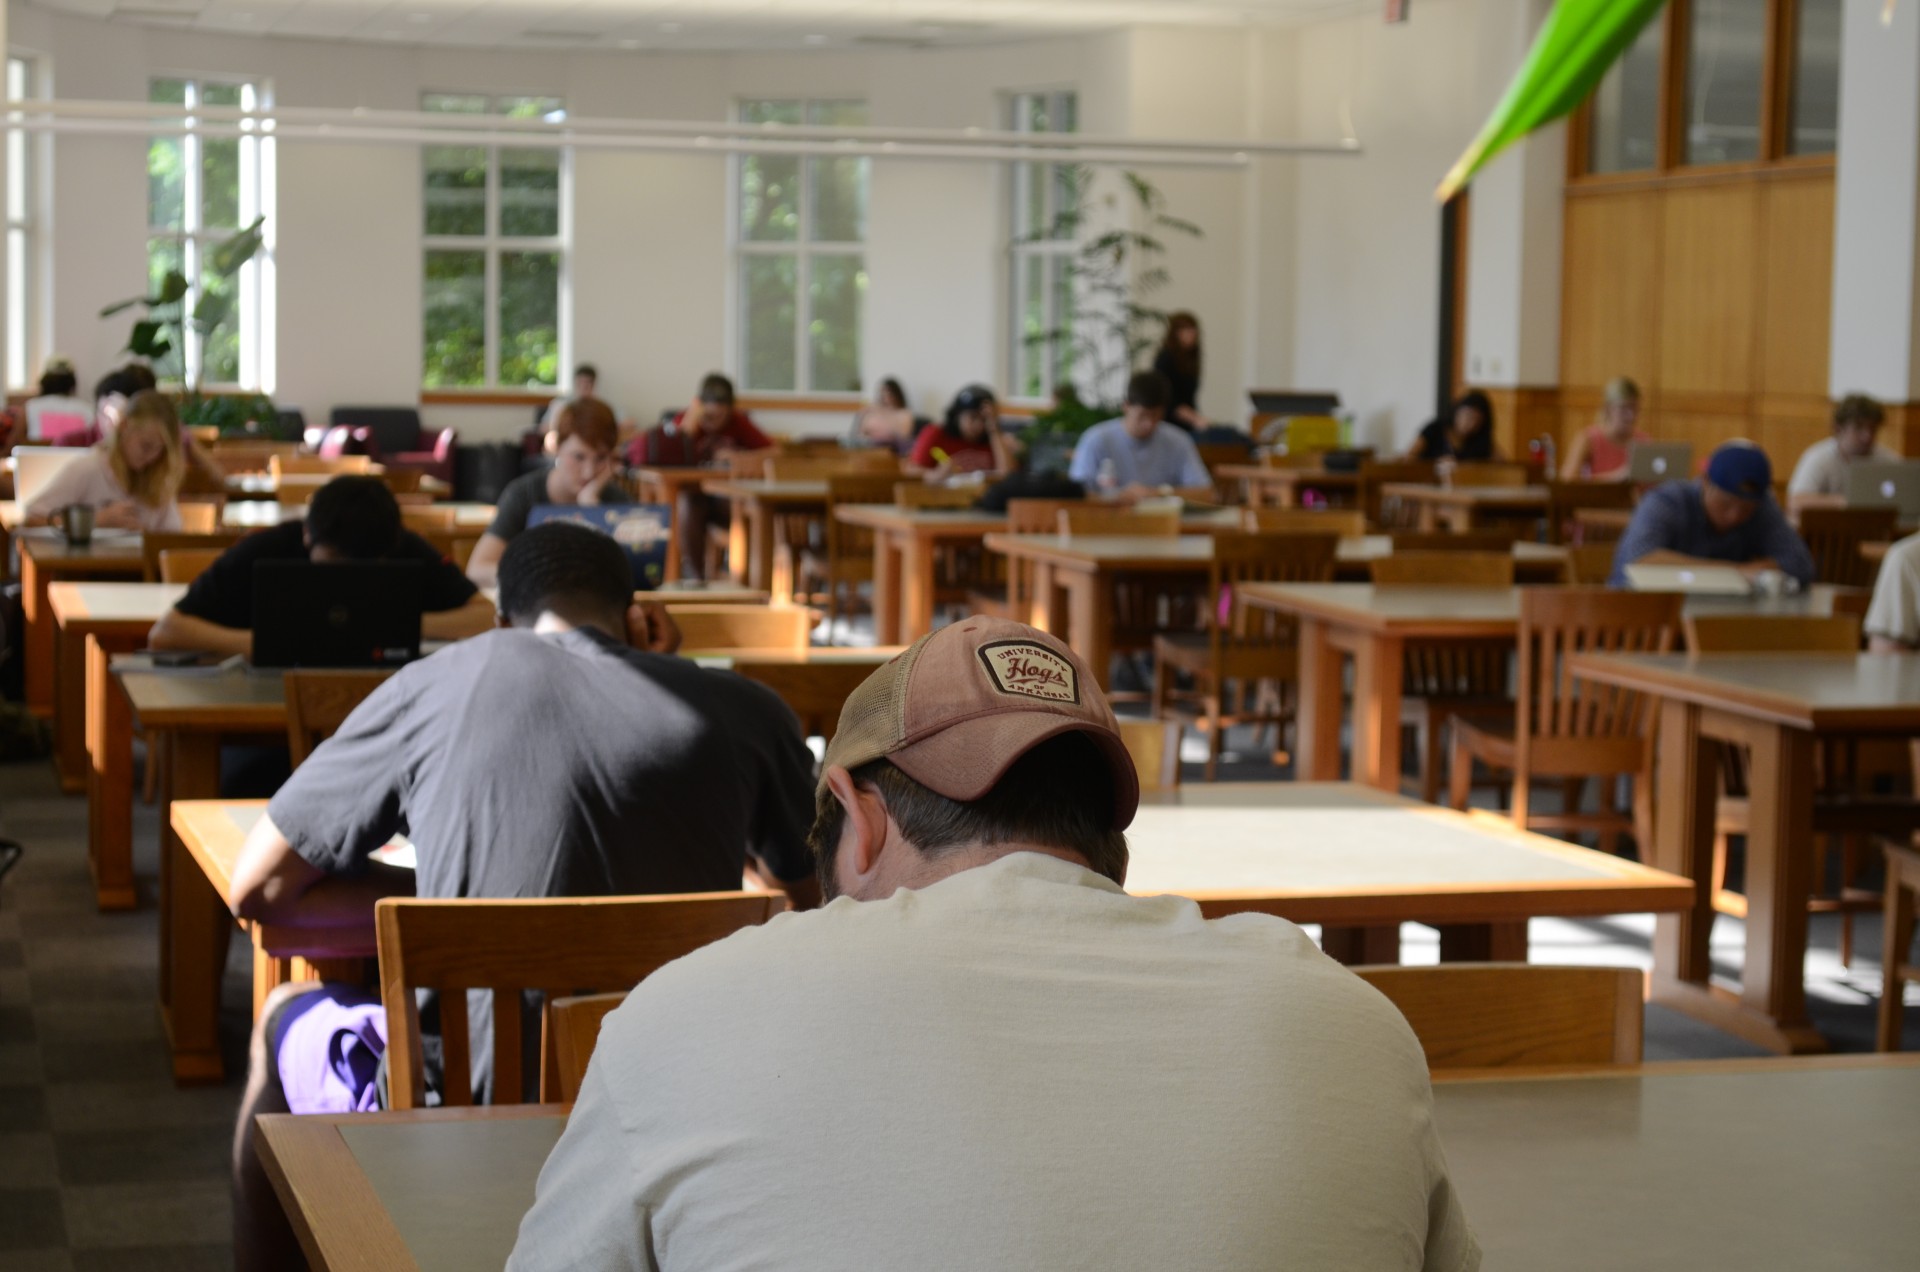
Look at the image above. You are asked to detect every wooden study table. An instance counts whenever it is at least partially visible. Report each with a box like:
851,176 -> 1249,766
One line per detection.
1242,583 -> 1861,794
1214,464 -> 1360,508
688,645 -> 901,740
1570,651 -> 1920,1054
259,1051 -> 1918,1271
47,581 -> 182,803
700,478 -> 828,593
1380,482 -> 1551,532
18,529 -> 146,718
634,465 -> 729,582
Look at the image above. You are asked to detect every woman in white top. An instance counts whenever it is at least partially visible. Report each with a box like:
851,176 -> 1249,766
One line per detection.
24,389 -> 187,531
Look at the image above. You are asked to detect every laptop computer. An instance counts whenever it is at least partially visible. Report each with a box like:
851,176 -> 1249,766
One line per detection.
1843,459 -> 1920,520
1626,442 -> 1693,484
1623,562 -> 1754,596
528,503 -> 672,590
1248,391 -> 1341,417
11,446 -> 91,505
250,561 -> 425,668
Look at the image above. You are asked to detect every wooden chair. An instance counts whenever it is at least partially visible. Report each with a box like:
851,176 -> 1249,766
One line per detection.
798,473 -> 901,637
1354,964 -> 1643,1070
1879,841 -> 1920,1050
401,505 -> 458,532
1565,542 -> 1619,585
415,528 -> 478,572
1572,505 -> 1633,544
970,498 -> 1079,620
1370,552 -> 1514,588
1196,441 -> 1252,504
1687,612 -> 1881,964
725,449 -> 772,479
672,603 -> 813,653
1357,459 -> 1436,528
546,991 -> 627,1102
1447,462 -> 1530,489
1151,532 -> 1340,779
375,892 -> 782,1108
1449,588 -> 1683,853
271,454 -> 372,479
1243,507 -> 1367,535
764,453 -> 898,481
1117,719 -> 1181,791
1797,506 -> 1898,588
177,498 -> 225,533
1373,554 -> 1516,803
141,530 -> 245,581
284,670 -> 393,767
156,548 -> 224,584
775,437 -> 850,456
1058,506 -> 1180,536
1546,481 -> 1635,545
894,482 -> 976,509
1388,530 -> 1519,553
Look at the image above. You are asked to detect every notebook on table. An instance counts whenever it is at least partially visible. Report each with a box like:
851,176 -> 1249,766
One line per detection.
1622,562 -> 1754,596
1625,442 -> 1693,484
528,503 -> 671,590
1843,460 -> 1920,520
250,561 -> 425,668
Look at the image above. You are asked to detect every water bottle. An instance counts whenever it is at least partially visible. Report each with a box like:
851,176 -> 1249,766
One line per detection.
1097,457 -> 1118,495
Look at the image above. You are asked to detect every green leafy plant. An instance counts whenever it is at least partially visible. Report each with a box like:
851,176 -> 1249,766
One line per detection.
100,215 -> 282,435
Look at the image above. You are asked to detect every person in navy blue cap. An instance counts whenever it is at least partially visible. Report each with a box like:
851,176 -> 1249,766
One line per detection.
1608,441 -> 1815,586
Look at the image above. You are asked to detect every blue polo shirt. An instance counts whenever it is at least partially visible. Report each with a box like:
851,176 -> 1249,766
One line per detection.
1608,481 -> 1815,586
1068,418 -> 1212,490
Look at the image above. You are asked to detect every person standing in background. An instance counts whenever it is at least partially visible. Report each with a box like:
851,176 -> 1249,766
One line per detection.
1558,377 -> 1649,481
1152,312 -> 1206,434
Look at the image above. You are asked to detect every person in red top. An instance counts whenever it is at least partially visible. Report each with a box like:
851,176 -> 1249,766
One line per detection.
908,384 -> 1015,475
626,373 -> 772,581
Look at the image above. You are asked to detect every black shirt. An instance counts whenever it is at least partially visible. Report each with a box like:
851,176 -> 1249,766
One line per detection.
1152,348 -> 1200,432
1412,417 -> 1494,462
175,520 -> 478,629
487,467 -> 638,543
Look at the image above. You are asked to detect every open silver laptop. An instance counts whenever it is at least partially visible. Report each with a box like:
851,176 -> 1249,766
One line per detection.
1626,442 -> 1693,484
1843,459 -> 1920,520
1623,562 -> 1754,596
11,446 -> 90,504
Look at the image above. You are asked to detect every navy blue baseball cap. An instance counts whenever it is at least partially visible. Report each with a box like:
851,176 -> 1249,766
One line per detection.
1705,443 -> 1772,501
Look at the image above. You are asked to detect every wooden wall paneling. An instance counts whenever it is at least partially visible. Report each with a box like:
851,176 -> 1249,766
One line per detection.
1473,386 -> 1561,457
1658,183 -> 1761,395
1561,191 -> 1664,392
1759,174 -> 1835,400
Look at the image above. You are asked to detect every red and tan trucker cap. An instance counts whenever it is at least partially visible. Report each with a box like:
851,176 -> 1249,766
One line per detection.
820,617 -> 1140,830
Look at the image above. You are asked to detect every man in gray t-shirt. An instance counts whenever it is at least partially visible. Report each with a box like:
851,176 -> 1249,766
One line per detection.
227,522 -> 817,1271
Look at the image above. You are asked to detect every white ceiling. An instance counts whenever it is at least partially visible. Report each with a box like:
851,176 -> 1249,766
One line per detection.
35,0 -> 1368,52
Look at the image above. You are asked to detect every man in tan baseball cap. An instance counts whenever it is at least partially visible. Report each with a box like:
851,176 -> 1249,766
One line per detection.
512,616 -> 1477,1272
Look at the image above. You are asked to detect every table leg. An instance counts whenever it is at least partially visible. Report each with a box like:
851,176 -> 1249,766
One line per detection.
1028,561 -> 1063,633
870,530 -> 903,646
1650,700 -> 1716,986
1294,617 -> 1344,781
1737,719 -> 1820,1046
899,533 -> 936,643
160,733 -> 233,1084
1320,926 -> 1402,964
747,502 -> 775,593
22,550 -> 52,718
1062,568 -> 1114,690
727,502 -> 748,585
1436,922 -> 1529,962
54,620 -> 89,793
86,639 -> 137,911
1350,632 -> 1406,792
654,480 -> 683,583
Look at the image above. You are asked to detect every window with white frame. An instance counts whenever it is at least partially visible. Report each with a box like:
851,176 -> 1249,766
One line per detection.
1008,90 -> 1078,400
735,99 -> 868,394
421,92 -> 567,389
148,75 -> 275,389
7,54 -> 39,391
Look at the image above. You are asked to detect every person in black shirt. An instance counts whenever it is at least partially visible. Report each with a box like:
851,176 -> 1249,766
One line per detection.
1407,389 -> 1498,462
1151,311 -> 1206,433
148,475 -> 492,658
226,522 -> 819,1270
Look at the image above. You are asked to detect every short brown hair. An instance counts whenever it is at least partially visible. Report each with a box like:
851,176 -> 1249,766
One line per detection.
552,397 -> 619,453
1834,393 -> 1886,432
808,732 -> 1129,895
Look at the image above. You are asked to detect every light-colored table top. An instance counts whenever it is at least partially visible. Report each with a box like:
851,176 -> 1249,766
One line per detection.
1571,651 -> 1920,730
984,534 -> 1570,572
835,504 -> 1243,534
16,528 -> 146,564
258,1052 -> 1920,1272
1125,782 -> 1690,922
115,658 -> 292,728
1242,582 -> 1858,633
47,581 -> 184,628
219,501 -> 496,529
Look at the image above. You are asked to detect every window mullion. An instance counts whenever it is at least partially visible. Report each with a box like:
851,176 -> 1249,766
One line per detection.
485,143 -> 501,385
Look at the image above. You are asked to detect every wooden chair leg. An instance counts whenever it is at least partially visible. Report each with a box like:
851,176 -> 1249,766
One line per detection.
1880,848 -> 1918,1052
1419,714 -> 1444,806
1841,834 -> 1861,968
1150,651 -> 1170,724
1632,769 -> 1654,864
1446,725 -> 1473,812
1204,682 -> 1223,783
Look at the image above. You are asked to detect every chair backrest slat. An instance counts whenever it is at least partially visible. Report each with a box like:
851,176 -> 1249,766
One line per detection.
894,482 -> 977,509
1370,551 -> 1514,588
1006,498 -> 1078,534
142,530 -> 247,581
1116,719 -> 1181,791
1796,506 -> 1899,589
1518,587 -> 1681,743
547,992 -> 627,1102
1685,613 -> 1861,653
284,670 -> 395,767
671,604 -> 812,652
1355,963 -> 1643,1069
155,547 -> 225,585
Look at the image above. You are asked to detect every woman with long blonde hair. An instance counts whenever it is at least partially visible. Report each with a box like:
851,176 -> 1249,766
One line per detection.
24,389 -> 188,530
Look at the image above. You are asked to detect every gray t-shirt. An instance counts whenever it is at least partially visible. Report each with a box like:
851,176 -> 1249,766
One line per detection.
488,468 -> 638,544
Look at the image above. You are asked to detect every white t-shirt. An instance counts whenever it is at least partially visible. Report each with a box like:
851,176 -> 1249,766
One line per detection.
1865,533 -> 1920,646
1786,435 -> 1901,497
508,853 -> 1478,1272
20,447 -> 181,531
24,393 -> 94,440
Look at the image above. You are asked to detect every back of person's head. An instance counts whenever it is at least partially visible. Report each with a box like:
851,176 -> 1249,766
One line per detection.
38,356 -> 77,398
809,617 -> 1136,892
698,372 -> 735,406
122,363 -> 158,392
552,397 -> 619,454
1125,370 -> 1172,413
498,521 -> 634,631
1833,393 -> 1885,433
93,368 -> 141,405
305,475 -> 402,560
944,383 -> 997,432
1603,376 -> 1640,407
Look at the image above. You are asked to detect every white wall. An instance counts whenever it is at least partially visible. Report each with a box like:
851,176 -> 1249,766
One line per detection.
8,0 -> 1512,450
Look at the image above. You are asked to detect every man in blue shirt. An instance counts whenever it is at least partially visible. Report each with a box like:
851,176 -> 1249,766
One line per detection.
1068,371 -> 1213,497
1608,442 -> 1815,586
